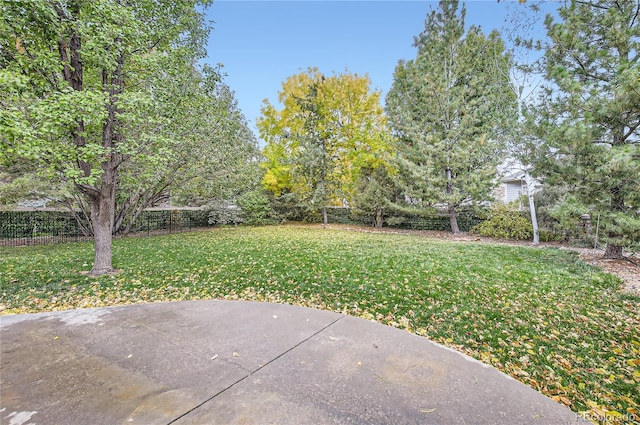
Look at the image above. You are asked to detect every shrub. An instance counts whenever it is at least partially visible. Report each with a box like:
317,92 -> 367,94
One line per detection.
539,228 -> 564,242
471,203 -> 533,240
385,216 -> 405,227
533,184 -> 584,243
204,200 -> 242,226
271,192 -> 320,223
237,189 -> 278,226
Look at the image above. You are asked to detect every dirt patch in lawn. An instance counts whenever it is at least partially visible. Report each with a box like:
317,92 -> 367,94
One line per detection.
572,249 -> 640,293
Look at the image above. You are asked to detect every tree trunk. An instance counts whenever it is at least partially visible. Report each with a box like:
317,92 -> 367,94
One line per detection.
86,50 -> 123,276
604,244 -> 623,259
91,202 -> 114,276
88,62 -> 122,276
524,172 -> 539,245
603,184 -> 625,260
374,208 -> 383,228
449,205 -> 460,234
322,207 -> 328,225
445,167 -> 459,234
89,171 -> 117,276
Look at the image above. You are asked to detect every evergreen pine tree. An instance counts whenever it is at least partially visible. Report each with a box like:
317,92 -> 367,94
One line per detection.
386,0 -> 516,233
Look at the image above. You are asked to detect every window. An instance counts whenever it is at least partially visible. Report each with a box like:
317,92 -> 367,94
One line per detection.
505,181 -> 524,203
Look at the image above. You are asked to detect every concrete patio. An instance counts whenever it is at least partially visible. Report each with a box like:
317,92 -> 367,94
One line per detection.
0,300 -> 587,424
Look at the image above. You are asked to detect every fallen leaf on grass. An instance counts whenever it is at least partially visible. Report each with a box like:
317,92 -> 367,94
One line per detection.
552,395 -> 572,406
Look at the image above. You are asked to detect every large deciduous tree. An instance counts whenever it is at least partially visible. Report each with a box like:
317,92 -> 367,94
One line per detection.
533,0 -> 640,258
386,0 -> 517,234
168,79 -> 262,208
113,69 -> 262,232
1,0 -> 212,275
258,68 -> 392,224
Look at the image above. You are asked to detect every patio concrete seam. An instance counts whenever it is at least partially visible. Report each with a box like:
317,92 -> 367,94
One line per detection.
164,314 -> 346,424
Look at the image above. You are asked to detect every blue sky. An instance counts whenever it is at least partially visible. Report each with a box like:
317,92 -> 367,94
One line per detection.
203,1 -> 552,138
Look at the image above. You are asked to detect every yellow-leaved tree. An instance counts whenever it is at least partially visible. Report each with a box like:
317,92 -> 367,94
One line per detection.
258,68 -> 393,224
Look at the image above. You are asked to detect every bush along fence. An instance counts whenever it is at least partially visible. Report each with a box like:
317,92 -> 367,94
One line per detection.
325,207 -> 482,232
0,207 -> 482,247
0,209 -> 210,247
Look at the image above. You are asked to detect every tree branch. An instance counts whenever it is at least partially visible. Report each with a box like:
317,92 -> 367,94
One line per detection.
575,0 -> 610,10
623,121 -> 640,141
631,0 -> 640,28
76,183 -> 100,200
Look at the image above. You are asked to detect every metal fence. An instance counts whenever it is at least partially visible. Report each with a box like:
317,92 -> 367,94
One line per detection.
122,209 -> 210,236
0,209 -> 210,247
0,210 -> 86,246
0,207 -> 483,247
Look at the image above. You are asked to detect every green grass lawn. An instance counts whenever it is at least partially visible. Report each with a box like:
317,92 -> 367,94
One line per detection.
1,225 -> 638,422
